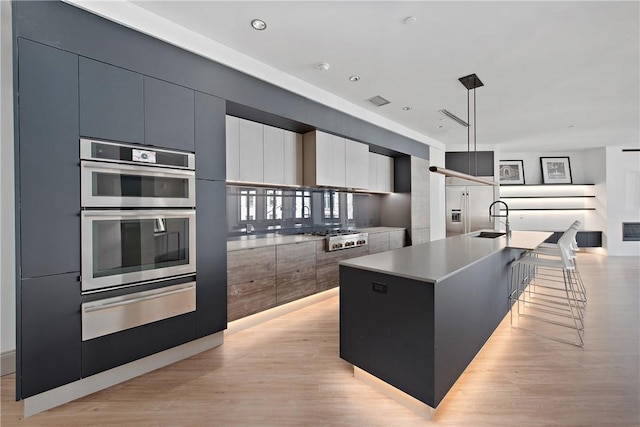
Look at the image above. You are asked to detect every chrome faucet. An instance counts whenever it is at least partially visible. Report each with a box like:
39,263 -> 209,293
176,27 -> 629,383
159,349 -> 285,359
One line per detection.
489,200 -> 510,236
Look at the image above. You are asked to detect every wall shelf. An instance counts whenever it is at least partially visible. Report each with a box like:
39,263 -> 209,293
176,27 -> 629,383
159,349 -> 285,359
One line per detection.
499,182 -> 602,245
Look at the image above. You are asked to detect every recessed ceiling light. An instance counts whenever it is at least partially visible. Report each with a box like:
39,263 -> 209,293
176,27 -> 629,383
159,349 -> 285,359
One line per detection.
402,106 -> 412,111
251,19 -> 267,31
317,62 -> 330,72
404,16 -> 417,25
568,125 -> 575,128
349,75 -> 361,82
437,125 -> 445,129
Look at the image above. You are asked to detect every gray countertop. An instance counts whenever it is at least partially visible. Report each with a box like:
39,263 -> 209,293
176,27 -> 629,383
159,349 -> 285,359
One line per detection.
226,227 -> 406,252
339,230 -> 552,284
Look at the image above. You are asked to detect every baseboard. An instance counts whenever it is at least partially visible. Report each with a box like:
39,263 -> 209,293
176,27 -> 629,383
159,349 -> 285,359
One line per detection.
24,331 -> 223,417
225,287 -> 339,336
1,350 -> 16,376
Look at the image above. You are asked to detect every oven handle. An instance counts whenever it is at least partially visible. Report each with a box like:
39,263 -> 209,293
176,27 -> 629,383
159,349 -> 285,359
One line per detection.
81,210 -> 195,218
81,160 -> 196,177
83,283 -> 195,313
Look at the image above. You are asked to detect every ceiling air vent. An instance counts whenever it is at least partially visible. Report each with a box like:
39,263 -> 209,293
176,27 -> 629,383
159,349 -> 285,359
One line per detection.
439,109 -> 470,127
366,95 -> 391,107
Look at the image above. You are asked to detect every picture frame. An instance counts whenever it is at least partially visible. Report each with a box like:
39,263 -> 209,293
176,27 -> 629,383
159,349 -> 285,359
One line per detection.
540,157 -> 572,184
499,160 -> 525,185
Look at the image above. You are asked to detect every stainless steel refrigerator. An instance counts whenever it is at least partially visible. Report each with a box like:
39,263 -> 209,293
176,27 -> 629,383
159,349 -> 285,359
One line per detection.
445,177 -> 496,236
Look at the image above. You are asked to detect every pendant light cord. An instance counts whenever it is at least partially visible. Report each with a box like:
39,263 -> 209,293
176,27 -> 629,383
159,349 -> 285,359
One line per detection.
474,86 -> 477,176
467,87 -> 471,175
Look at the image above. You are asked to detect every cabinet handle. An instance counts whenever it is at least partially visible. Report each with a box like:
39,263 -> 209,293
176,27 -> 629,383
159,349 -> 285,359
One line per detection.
372,282 -> 387,294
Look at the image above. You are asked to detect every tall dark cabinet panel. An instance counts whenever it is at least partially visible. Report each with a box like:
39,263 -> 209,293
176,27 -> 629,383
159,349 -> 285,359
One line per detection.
18,39 -> 80,278
445,151 -> 495,177
79,57 -> 144,143
195,179 -> 228,337
195,92 -> 226,181
144,76 -> 195,152
20,273 -> 81,398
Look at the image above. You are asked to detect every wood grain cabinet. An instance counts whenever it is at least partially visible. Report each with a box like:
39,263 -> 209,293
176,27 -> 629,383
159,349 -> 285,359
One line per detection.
368,232 -> 390,254
227,277 -> 276,322
389,230 -> 406,249
276,242 -> 317,305
227,247 -> 277,321
277,267 -> 317,305
316,242 -> 369,291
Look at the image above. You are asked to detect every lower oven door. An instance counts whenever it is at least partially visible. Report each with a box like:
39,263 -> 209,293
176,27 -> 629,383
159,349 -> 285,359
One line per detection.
81,282 -> 196,341
81,210 -> 196,291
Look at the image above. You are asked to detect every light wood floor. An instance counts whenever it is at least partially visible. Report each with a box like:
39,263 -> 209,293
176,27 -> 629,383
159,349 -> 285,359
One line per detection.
2,253 -> 639,426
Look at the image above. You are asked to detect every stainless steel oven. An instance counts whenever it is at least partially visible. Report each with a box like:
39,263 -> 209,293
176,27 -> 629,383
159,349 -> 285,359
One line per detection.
80,138 -> 197,292
80,138 -> 195,208
81,210 -> 196,291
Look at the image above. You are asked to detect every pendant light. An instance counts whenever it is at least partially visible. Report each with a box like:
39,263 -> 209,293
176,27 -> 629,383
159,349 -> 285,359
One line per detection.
430,73 -> 497,186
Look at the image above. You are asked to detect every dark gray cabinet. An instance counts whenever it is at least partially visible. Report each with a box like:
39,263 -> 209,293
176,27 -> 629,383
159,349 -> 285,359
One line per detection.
20,273 -> 81,399
79,57 -> 144,143
195,179 -> 228,337
545,231 -> 602,247
18,39 -> 80,278
445,151 -> 494,176
144,77 -> 195,152
195,92 -> 226,181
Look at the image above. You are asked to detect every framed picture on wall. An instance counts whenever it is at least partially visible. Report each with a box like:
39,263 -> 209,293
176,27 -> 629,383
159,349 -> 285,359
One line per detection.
540,157 -> 572,184
499,160 -> 525,185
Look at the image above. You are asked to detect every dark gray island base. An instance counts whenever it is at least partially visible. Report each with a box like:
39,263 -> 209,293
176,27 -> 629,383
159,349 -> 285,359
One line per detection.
339,231 -> 551,414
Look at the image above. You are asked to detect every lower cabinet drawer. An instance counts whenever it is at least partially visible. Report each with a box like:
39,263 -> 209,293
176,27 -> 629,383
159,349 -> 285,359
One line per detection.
389,230 -> 405,249
368,232 -> 390,254
276,267 -> 316,305
81,282 -> 196,341
316,263 -> 339,292
227,276 -> 277,321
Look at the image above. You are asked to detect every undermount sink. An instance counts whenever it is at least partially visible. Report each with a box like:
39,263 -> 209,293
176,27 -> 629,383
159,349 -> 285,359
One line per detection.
475,231 -> 506,239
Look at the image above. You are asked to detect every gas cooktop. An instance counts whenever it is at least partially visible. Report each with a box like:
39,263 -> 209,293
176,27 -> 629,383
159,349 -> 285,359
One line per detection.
302,229 -> 369,251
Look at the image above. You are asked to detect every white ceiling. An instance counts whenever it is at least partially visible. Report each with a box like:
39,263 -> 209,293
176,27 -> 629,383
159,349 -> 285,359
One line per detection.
127,1 -> 639,152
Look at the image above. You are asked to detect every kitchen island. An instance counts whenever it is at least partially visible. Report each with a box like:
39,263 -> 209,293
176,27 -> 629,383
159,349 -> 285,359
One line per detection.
339,230 -> 551,416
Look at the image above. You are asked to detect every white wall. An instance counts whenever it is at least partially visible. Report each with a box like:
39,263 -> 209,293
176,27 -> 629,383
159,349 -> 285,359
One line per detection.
429,146 -> 446,241
605,147 -> 640,256
1,0 -> 16,369
583,148 -> 607,236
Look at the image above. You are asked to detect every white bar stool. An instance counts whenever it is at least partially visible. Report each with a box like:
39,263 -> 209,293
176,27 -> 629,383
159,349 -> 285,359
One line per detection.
509,230 -> 584,347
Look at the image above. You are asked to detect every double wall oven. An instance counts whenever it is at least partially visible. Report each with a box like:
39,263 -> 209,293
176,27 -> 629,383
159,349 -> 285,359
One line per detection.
80,138 -> 196,341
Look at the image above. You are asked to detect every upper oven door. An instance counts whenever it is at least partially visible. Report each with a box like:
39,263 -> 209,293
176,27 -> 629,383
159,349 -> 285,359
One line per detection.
81,210 -> 196,291
81,161 -> 195,208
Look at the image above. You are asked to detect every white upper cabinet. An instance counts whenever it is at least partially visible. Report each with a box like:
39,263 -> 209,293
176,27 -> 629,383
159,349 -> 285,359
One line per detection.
345,138 -> 369,189
263,125 -> 285,185
238,118 -> 264,183
226,116 -> 303,186
304,130 -> 345,187
226,116 -> 240,181
283,130 -> 303,186
304,131 -> 369,188
369,152 -> 394,192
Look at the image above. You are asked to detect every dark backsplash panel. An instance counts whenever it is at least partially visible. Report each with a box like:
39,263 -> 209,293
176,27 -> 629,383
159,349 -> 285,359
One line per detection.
227,186 -> 381,237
